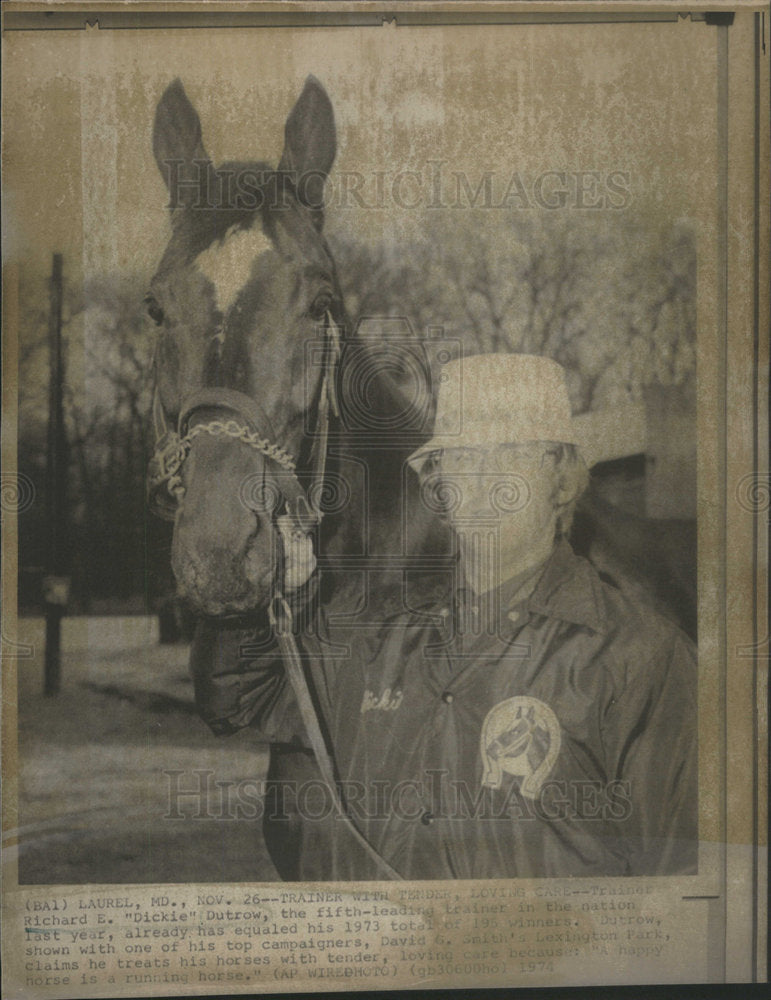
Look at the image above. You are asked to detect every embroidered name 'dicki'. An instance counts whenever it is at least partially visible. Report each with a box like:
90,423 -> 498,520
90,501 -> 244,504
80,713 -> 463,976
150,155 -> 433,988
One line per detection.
480,696 -> 562,799
361,688 -> 403,713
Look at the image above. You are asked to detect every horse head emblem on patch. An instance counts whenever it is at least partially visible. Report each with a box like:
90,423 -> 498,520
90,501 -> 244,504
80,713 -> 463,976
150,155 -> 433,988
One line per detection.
480,696 -> 561,799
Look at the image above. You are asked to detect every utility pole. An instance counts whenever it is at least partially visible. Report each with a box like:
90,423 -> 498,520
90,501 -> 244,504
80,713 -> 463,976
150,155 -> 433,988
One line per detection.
43,253 -> 68,696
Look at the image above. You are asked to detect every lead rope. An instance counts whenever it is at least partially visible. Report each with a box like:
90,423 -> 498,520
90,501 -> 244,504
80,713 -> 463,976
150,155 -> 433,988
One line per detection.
267,315 -> 403,881
269,583 -> 404,881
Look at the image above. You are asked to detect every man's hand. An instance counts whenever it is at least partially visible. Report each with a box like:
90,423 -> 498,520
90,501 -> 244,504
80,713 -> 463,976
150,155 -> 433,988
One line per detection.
277,514 -> 317,592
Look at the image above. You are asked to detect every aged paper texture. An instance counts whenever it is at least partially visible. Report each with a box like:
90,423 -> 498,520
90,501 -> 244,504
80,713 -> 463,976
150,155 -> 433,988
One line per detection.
2,2 -> 768,995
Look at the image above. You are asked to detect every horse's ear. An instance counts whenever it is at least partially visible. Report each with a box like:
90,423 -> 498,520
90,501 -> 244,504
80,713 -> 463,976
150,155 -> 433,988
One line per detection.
153,79 -> 212,209
278,76 -> 336,228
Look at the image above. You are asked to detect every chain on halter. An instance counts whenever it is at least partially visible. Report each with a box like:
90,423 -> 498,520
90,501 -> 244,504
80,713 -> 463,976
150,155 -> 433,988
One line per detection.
152,418 -> 297,501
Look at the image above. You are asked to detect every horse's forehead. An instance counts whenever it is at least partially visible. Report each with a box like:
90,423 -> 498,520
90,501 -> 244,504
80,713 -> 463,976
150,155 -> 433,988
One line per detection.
195,221 -> 274,315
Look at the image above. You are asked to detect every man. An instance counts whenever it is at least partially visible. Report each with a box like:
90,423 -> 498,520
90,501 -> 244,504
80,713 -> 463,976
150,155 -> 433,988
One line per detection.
192,354 -> 697,879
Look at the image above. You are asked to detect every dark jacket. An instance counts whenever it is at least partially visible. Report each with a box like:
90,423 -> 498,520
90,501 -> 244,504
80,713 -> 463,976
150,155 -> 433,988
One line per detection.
191,539 -> 698,880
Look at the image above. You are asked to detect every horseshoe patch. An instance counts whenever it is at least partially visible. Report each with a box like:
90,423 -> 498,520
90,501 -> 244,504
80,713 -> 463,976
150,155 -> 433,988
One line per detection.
481,696 -> 562,799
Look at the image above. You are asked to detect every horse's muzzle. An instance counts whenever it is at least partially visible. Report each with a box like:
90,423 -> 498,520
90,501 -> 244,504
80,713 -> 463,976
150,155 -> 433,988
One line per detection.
169,430 -> 279,616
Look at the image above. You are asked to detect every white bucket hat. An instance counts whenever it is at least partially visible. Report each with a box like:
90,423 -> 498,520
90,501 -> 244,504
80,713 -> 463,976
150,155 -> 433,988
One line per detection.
408,353 -> 588,472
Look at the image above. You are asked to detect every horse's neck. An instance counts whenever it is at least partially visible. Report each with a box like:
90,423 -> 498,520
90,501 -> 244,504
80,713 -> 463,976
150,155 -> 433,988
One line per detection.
319,441 -> 449,614
317,345 -> 450,610
321,429 -> 414,557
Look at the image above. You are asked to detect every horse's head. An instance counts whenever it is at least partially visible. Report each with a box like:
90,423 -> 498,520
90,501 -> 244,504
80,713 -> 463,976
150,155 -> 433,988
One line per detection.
147,77 -> 339,617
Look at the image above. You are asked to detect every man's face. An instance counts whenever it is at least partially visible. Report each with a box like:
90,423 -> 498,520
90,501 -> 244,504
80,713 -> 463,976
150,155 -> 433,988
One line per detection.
420,442 -> 562,561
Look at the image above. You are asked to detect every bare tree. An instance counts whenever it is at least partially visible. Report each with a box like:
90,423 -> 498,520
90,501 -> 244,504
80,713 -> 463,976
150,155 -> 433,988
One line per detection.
18,270 -> 159,609
331,213 -> 696,414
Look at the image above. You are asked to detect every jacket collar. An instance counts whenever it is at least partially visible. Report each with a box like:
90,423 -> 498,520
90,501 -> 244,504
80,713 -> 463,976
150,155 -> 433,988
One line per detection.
524,538 -> 607,634
443,539 -> 607,636
415,540 -> 607,635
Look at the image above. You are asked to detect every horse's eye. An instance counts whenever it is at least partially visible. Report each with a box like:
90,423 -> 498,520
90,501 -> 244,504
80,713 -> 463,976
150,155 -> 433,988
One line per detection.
144,295 -> 165,327
309,291 -> 333,321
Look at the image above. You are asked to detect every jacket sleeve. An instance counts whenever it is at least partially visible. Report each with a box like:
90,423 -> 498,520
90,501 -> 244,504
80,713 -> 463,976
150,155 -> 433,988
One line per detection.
189,578 -> 318,743
606,628 -> 698,876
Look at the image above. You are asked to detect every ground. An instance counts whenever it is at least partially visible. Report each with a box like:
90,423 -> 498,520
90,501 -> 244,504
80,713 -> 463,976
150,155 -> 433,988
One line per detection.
10,617 -> 279,885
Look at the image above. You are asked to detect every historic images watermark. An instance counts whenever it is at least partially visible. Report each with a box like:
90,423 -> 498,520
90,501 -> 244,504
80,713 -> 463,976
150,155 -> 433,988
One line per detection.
162,769 -> 633,824
0,472 -> 36,518
159,162 -> 633,213
1,473 -> 37,659
233,323 -> 543,647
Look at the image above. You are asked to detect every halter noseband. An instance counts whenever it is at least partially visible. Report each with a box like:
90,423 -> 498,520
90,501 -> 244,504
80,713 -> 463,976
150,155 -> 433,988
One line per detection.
146,314 -> 341,534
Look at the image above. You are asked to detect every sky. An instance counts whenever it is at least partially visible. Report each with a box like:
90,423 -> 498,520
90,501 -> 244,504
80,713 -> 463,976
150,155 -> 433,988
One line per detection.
3,17 -> 717,288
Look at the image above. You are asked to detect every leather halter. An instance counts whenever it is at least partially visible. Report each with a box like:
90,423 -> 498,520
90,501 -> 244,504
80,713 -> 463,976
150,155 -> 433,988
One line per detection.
146,313 -> 341,533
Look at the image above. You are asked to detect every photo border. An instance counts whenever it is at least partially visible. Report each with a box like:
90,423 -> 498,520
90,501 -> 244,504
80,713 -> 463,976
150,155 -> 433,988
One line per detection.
1,1 -> 767,994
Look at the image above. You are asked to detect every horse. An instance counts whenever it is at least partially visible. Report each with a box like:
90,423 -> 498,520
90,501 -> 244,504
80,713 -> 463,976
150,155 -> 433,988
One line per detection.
147,77 -> 450,627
